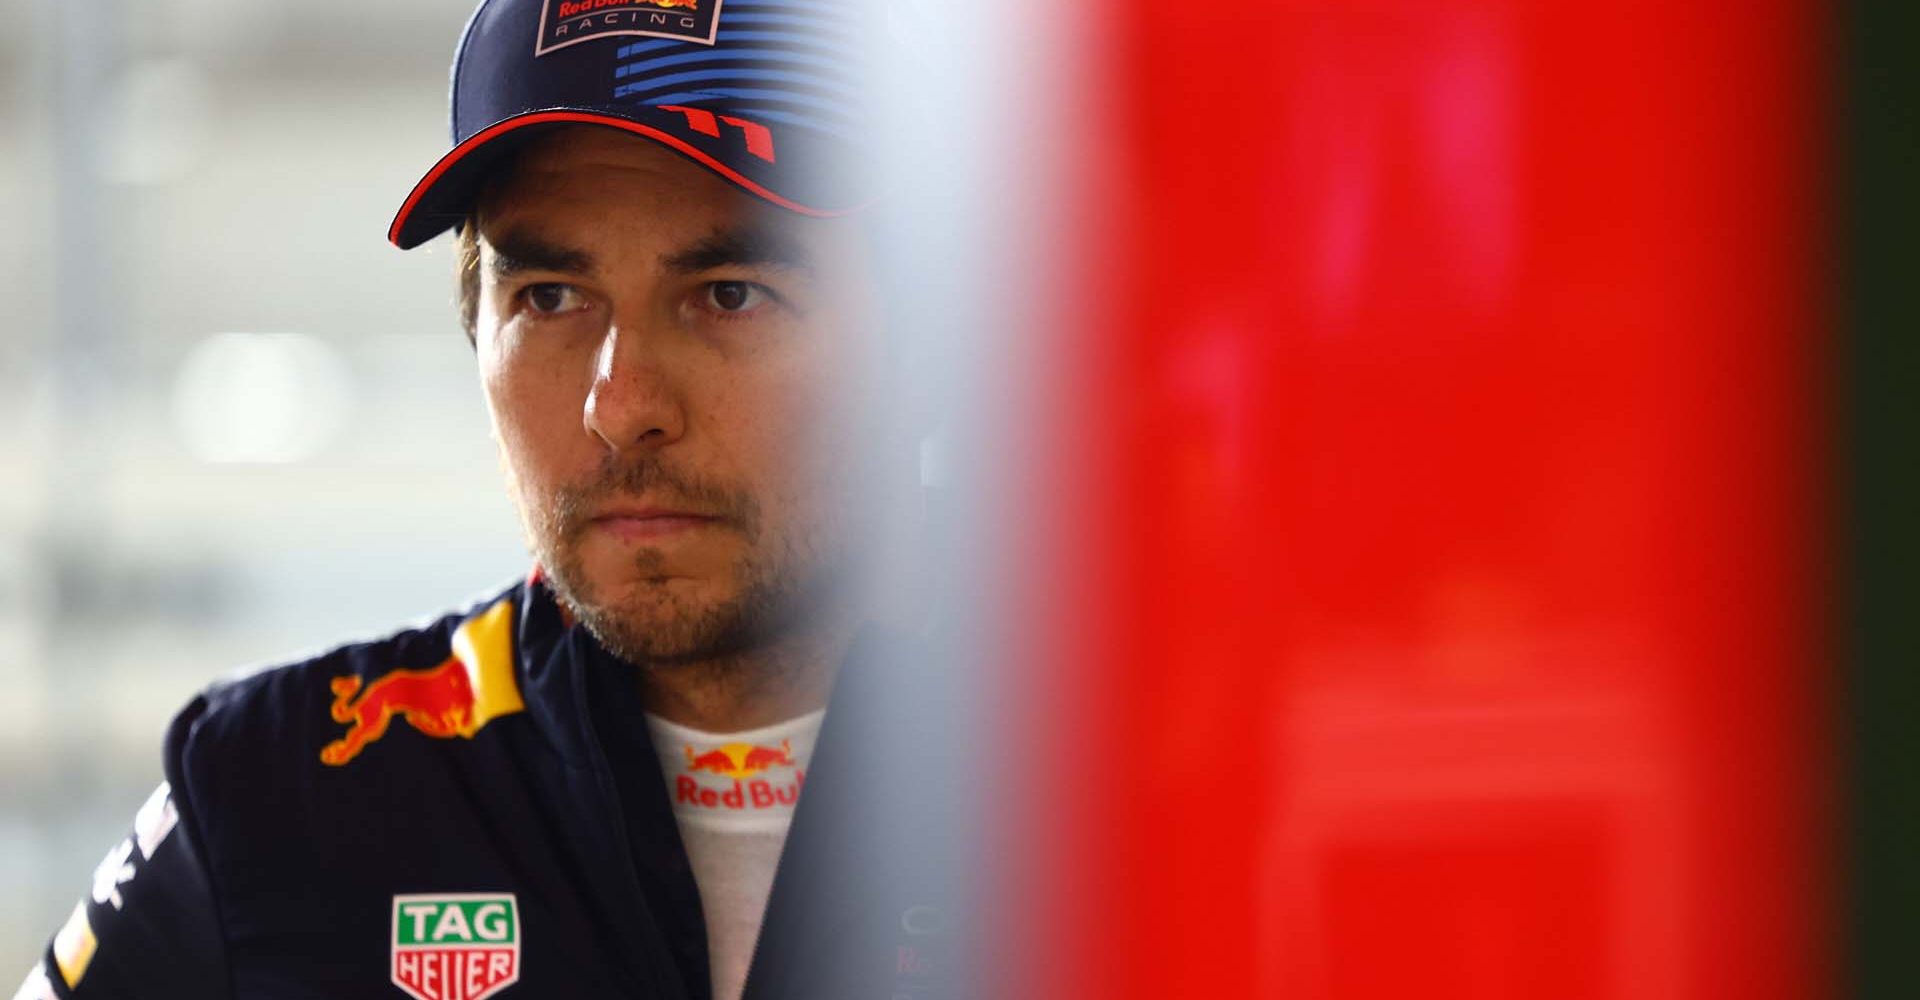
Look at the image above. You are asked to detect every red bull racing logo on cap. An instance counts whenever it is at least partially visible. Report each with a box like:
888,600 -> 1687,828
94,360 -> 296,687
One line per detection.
320,599 -> 525,766
535,0 -> 723,55
678,739 -> 805,811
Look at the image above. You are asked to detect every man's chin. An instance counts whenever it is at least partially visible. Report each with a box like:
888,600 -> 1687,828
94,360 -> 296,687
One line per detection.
538,526 -> 819,666
558,578 -> 767,666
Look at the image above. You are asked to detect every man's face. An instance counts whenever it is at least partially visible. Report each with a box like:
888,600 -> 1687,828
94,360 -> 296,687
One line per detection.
472,127 -> 885,664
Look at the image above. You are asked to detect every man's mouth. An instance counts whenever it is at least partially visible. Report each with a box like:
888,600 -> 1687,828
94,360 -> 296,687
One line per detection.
587,506 -> 721,541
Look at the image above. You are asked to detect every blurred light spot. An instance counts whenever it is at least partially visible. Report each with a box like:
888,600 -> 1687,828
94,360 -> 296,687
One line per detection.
886,0 -> 933,56
1169,324 -> 1252,494
1420,13 -> 1518,312
96,58 -> 211,186
171,333 -> 352,464
920,424 -> 952,489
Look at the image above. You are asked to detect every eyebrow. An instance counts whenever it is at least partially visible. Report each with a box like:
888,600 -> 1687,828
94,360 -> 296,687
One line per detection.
482,222 -> 816,282
485,231 -> 597,279
662,226 -> 815,275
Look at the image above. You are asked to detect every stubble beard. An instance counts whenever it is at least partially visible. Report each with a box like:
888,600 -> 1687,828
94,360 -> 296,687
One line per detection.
516,454 -> 841,669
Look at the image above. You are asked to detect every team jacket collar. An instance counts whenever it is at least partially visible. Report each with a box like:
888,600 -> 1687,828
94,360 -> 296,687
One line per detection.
505,574 -> 971,999
510,575 -> 603,769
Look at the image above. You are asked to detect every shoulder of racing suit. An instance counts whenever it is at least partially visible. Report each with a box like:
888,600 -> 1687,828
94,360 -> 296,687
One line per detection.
17,580 -> 530,1000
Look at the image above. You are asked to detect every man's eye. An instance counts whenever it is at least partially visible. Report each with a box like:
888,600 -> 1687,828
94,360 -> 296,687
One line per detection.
522,283 -> 585,315
705,281 -> 768,314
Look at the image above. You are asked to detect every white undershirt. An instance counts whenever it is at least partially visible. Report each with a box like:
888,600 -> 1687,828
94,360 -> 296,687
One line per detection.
644,710 -> 825,1000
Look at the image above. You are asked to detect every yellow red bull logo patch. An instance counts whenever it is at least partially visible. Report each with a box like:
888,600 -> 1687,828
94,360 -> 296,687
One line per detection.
677,739 -> 805,811
390,893 -> 520,1000
321,599 -> 524,766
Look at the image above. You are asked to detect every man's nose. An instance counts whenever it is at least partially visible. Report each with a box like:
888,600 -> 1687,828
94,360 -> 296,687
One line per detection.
582,322 -> 687,452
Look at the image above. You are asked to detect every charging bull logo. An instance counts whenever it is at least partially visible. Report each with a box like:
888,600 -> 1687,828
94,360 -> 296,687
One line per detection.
320,599 -> 525,766
683,739 -> 795,779
321,661 -> 474,766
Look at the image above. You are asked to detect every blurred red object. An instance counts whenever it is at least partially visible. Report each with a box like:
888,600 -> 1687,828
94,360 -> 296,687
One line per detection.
999,1 -> 1831,998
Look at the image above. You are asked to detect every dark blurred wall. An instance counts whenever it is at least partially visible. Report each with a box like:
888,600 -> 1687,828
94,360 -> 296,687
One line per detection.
1846,0 -> 1920,996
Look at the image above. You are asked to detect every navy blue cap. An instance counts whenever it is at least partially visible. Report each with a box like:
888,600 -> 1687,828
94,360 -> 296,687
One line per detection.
388,0 -> 876,249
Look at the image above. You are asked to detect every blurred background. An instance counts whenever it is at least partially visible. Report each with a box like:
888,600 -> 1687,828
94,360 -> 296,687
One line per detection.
4,0 -> 1915,996
992,0 -> 1907,998
0,0 -> 532,975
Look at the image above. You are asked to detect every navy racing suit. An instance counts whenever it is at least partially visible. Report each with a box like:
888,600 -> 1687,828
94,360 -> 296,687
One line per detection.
18,576 -> 970,1000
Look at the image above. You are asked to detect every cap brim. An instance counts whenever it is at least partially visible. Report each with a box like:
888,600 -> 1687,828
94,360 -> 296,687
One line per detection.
387,108 -> 864,250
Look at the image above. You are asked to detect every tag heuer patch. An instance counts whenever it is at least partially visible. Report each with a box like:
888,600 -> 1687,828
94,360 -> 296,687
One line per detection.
534,0 -> 724,56
390,894 -> 520,1000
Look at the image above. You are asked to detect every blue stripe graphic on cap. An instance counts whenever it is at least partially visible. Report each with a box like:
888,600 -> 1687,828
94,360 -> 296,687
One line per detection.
614,20 -> 857,62
616,39 -> 685,59
614,48 -> 858,82
708,29 -> 856,53
614,84 -> 854,114
615,68 -> 861,100
604,0 -> 870,135
627,99 -> 851,139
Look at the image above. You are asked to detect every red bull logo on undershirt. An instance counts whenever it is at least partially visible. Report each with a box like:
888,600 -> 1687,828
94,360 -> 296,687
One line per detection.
677,739 -> 805,811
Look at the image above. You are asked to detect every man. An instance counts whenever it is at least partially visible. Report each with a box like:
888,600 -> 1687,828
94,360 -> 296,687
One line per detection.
18,1 -> 967,997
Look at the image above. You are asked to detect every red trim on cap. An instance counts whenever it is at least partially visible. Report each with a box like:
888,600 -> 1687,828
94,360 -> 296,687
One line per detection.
717,115 -> 776,163
658,104 -> 721,138
387,110 -> 837,247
